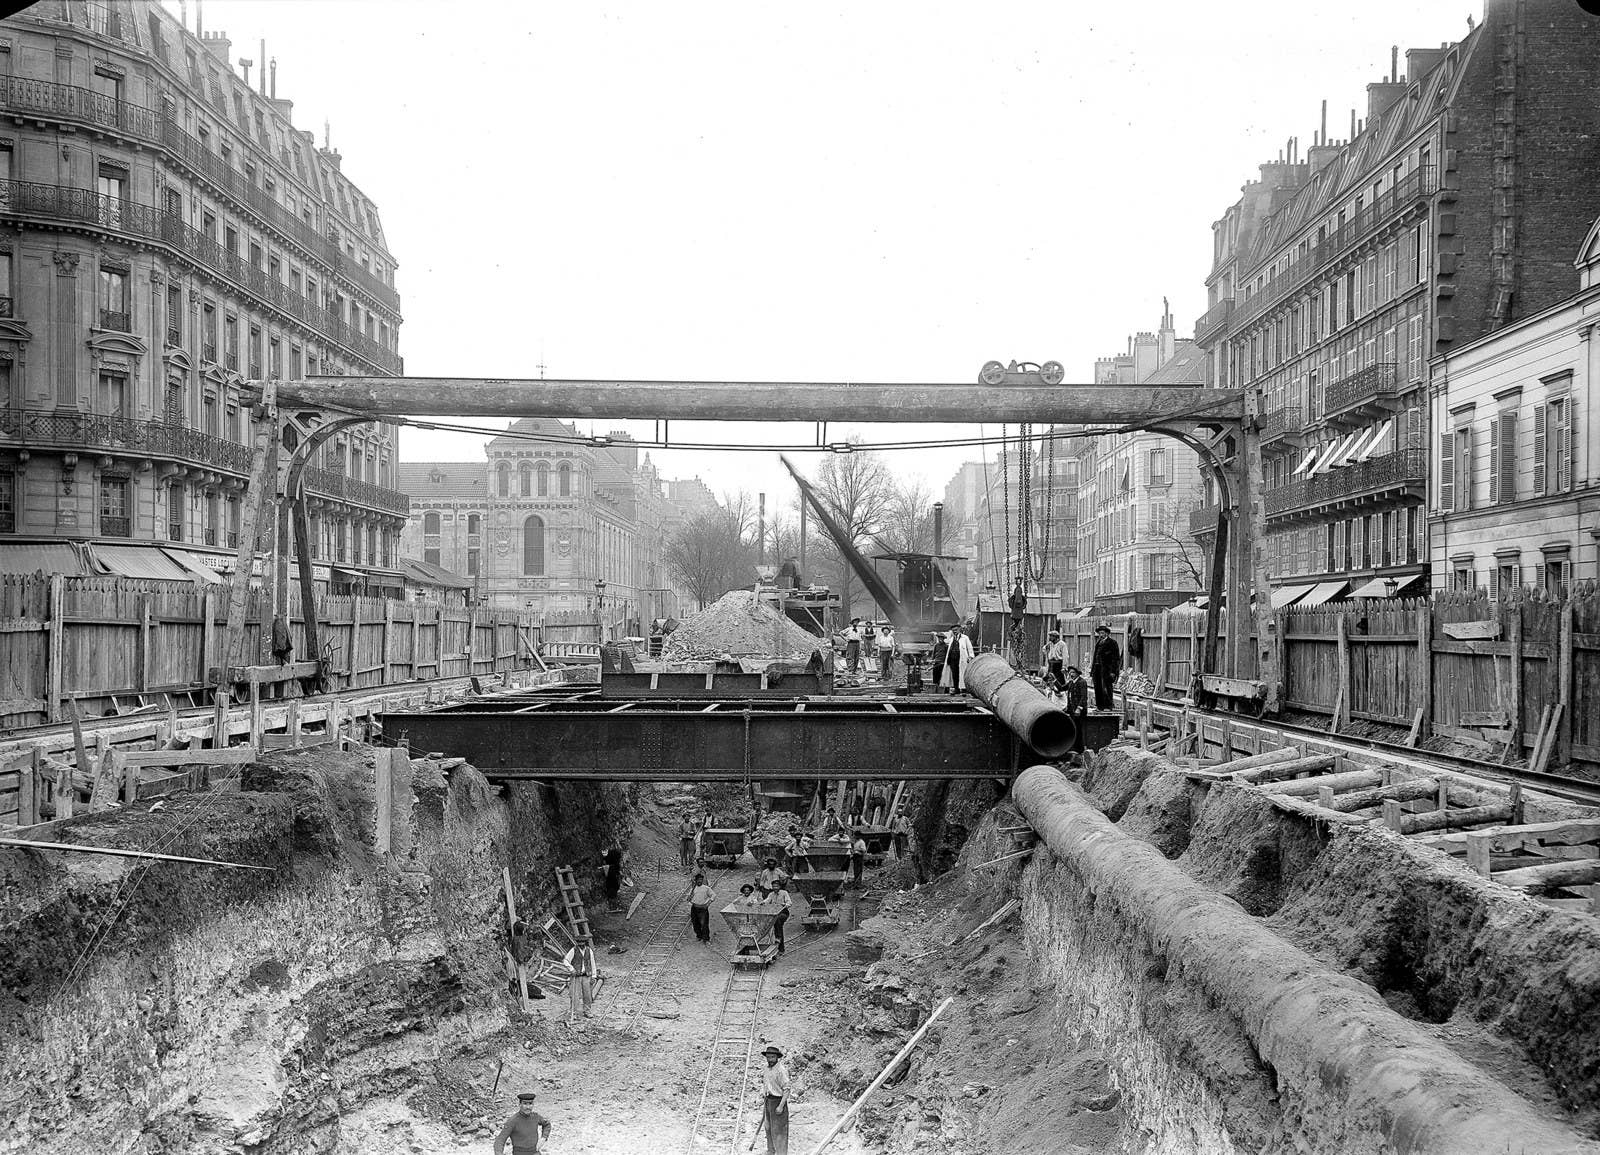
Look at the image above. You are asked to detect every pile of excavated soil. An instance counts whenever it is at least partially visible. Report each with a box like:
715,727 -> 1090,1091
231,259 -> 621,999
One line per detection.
663,590 -> 823,659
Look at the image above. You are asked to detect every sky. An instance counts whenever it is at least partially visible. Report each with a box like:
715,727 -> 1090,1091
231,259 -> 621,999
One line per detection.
176,0 -> 1475,510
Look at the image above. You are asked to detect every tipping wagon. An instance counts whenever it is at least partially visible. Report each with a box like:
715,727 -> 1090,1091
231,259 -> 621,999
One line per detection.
697,827 -> 748,869
789,871 -> 849,929
857,826 -> 894,865
720,901 -> 782,967
802,838 -> 852,875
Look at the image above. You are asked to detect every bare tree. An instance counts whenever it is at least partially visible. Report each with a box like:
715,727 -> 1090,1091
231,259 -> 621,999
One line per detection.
800,444 -> 897,619
873,477 -> 937,555
1146,499 -> 1207,590
664,502 -> 756,611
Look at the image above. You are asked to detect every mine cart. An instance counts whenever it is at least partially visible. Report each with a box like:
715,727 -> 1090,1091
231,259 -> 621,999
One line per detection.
749,839 -> 788,870
789,871 -> 849,929
857,827 -> 894,865
720,902 -> 781,967
697,827 -> 748,869
803,839 -> 852,874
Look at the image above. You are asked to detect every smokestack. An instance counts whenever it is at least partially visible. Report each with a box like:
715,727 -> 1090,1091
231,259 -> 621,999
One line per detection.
196,0 -> 203,36
180,0 -> 187,30
1391,45 -> 1399,82
1350,108 -> 1357,139
1320,99 -> 1327,145
270,57 -> 277,100
259,40 -> 267,95
758,492 -> 766,567
933,502 -> 945,555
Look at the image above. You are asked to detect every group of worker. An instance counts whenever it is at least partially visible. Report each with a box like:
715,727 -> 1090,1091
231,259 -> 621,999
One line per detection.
839,618 -> 897,677
495,1041 -> 794,1153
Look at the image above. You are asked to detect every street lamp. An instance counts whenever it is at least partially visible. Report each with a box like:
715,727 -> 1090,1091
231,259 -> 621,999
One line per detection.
594,578 -> 607,609
1382,576 -> 1399,598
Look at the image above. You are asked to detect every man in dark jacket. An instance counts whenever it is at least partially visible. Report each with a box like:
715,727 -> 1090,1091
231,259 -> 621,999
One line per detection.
1089,624 -> 1121,710
1063,665 -> 1089,758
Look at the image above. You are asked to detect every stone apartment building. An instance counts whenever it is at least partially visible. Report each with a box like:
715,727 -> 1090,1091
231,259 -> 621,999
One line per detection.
1427,216 -> 1600,596
1194,0 -> 1600,606
400,423 -> 693,630
1074,311 -> 1208,613
0,1 -> 408,589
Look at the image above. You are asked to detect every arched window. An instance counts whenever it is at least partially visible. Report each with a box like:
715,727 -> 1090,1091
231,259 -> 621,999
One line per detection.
519,462 -> 532,497
496,462 -> 509,497
423,511 -> 440,535
467,513 -> 480,534
536,461 -> 550,496
558,461 -> 572,496
523,515 -> 545,575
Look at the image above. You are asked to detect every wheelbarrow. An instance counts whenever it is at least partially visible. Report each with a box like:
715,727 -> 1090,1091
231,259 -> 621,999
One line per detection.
789,871 -> 849,929
698,827 -> 748,869
720,901 -> 781,967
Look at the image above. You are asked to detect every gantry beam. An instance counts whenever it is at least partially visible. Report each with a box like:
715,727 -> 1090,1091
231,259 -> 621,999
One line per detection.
269,376 -> 1245,426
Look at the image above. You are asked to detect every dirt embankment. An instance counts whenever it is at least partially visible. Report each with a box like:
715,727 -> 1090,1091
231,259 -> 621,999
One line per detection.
0,746 -> 632,1155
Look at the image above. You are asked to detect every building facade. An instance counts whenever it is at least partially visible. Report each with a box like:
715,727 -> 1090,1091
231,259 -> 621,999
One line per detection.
400,422 -> 695,631
0,2 -> 407,587
1195,1 -> 1600,605
1074,314 -> 1208,612
1427,216 -> 1600,596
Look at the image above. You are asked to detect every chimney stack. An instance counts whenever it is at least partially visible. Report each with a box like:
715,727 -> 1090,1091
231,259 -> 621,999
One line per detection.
1320,99 -> 1327,146
259,40 -> 267,95
196,0 -> 203,36
270,57 -> 277,100
933,502 -> 945,555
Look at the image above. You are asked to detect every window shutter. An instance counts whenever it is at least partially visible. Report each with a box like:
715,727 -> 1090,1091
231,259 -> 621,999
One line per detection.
1533,404 -> 1547,495
1556,399 -> 1573,494
1457,428 -> 1473,512
1497,412 -> 1516,504
1439,431 -> 1455,511
1487,417 -> 1499,505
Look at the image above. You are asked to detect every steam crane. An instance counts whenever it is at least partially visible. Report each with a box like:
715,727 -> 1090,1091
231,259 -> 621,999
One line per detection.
779,455 -> 970,650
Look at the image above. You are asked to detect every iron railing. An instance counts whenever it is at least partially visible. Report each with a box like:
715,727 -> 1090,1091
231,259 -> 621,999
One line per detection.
1188,504 -> 1222,536
98,308 -> 130,332
302,464 -> 410,516
1260,406 -> 1304,443
165,326 -> 181,347
100,515 -> 131,538
1325,363 -> 1400,418
1265,448 -> 1425,515
0,75 -> 157,140
1193,298 -> 1234,347
167,521 -> 184,542
0,297 -> 13,318
0,177 -> 401,373
1233,166 -> 1437,328
0,408 -> 254,474
225,352 -> 238,371
203,527 -> 217,546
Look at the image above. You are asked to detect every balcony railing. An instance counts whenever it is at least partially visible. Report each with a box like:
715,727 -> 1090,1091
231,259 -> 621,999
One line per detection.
302,465 -> 410,516
0,408 -> 254,474
331,250 -> 402,313
0,178 -> 402,374
202,342 -> 218,363
1264,448 -> 1425,516
0,75 -> 158,141
98,308 -> 130,332
1188,504 -> 1222,536
228,531 -> 240,549
1193,298 -> 1234,347
1233,165 -> 1437,328
165,326 -> 181,348
249,362 -> 263,379
203,527 -> 217,546
0,297 -> 12,318
1260,406 -> 1304,444
100,515 -> 131,538
168,521 -> 184,542
1325,363 -> 1400,419
225,352 -> 239,371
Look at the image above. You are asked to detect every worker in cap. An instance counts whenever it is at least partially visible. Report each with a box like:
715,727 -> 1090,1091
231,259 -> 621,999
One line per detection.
1090,622 -> 1121,710
1063,663 -> 1089,760
493,1092 -> 552,1155
736,882 -> 760,908
757,856 -> 784,892
1044,629 -> 1067,693
760,1045 -> 792,1153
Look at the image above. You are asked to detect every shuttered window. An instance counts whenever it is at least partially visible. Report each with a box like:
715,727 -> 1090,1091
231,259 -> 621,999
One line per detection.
1535,396 -> 1575,496
1439,431 -> 1455,511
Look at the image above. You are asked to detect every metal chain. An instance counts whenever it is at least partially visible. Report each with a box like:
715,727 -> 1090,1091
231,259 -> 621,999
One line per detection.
1000,424 -> 1011,588
1029,429 -> 1056,585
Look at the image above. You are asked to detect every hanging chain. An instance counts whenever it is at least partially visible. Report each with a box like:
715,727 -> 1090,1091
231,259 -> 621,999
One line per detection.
1029,429 -> 1055,585
1000,423 -> 1011,589
1017,423 -> 1032,592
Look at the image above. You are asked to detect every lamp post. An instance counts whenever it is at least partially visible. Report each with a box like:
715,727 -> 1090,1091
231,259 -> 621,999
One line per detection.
595,578 -> 607,641
1383,576 -> 1399,599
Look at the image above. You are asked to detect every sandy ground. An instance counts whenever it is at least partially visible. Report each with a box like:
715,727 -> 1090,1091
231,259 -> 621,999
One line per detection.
332,791 -> 878,1155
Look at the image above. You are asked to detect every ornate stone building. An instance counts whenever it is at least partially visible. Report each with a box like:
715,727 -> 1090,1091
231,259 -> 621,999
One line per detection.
400,423 -> 696,631
0,1 -> 406,587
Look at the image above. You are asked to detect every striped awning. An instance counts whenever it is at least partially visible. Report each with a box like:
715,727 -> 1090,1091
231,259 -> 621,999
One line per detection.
0,542 -> 90,576
1271,583 -> 1317,609
1298,580 -> 1349,607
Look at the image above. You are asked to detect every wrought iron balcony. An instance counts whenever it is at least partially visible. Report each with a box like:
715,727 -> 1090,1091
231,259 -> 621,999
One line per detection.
0,408 -> 254,474
1324,363 -> 1400,421
166,326 -> 181,348
202,343 -> 218,364
228,531 -> 240,549
302,465 -> 411,517
98,308 -> 130,332
0,75 -> 158,142
0,178 -> 402,374
203,527 -> 217,546
1265,448 -> 1425,520
225,352 -> 239,371
1260,406 -> 1306,450
168,521 -> 184,542
1188,504 -> 1222,536
1193,298 -> 1234,347
100,515 -> 131,538
249,362 -> 263,379
0,297 -> 13,318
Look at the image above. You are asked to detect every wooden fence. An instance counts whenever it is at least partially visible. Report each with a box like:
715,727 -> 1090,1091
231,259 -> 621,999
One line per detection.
0,573 -> 541,729
1053,583 -> 1600,779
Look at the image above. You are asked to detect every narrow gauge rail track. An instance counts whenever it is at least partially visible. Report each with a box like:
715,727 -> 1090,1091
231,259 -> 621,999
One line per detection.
685,966 -> 767,1155
605,863 -> 730,1036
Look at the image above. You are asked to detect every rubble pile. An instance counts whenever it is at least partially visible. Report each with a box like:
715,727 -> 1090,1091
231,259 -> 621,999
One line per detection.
662,590 -> 823,660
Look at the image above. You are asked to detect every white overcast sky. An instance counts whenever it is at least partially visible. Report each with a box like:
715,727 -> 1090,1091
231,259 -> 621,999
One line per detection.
180,0 -> 1473,508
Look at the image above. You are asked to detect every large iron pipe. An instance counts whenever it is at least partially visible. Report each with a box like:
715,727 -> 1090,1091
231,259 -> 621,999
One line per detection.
963,653 -> 1075,758
1011,765 -> 1592,1154
267,377 -> 1245,425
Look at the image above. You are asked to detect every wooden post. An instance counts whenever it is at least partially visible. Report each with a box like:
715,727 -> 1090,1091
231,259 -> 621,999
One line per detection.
222,379 -> 278,678
212,686 -> 229,750
137,593 -> 152,694
200,587 -> 217,691
249,678 -> 263,747
1334,612 -> 1351,733
1506,605 -> 1523,759
382,599 -> 395,686
374,747 -> 393,855
1157,612 -> 1170,694
348,594 -> 363,685
1557,599 -> 1574,768
120,747 -> 140,804
69,699 -> 92,800
1416,603 -> 1433,744
287,698 -> 302,741
47,572 -> 65,723
410,608 -> 420,681
291,493 -> 322,684
1239,388 -> 1280,707
17,748 -> 39,826
328,697 -> 343,749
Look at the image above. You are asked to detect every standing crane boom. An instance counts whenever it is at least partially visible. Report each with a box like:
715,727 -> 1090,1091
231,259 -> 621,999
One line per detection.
779,456 -> 912,629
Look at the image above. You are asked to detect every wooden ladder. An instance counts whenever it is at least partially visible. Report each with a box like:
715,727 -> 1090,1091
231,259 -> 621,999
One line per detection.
554,864 -> 594,947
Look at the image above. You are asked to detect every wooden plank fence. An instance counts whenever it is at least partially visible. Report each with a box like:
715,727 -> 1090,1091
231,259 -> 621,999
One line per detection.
1054,582 -> 1600,780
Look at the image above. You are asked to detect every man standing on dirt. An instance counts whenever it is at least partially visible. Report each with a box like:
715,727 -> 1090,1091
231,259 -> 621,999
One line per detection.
1090,623 -> 1121,710
759,1045 -> 791,1154
1063,664 -> 1089,761
850,830 -> 867,888
677,814 -> 698,870
493,1092 -> 551,1155
890,812 -> 911,860
601,845 -> 625,912
843,619 -> 861,675
767,881 -> 791,954
689,872 -> 716,943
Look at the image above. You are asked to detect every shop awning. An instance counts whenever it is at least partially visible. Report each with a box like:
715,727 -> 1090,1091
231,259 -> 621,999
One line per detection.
1271,583 -> 1317,609
401,557 -> 473,590
161,550 -> 225,584
1298,580 -> 1349,607
1357,419 -> 1394,462
0,542 -> 91,576
1348,572 -> 1426,599
365,571 -> 405,591
90,544 -> 197,582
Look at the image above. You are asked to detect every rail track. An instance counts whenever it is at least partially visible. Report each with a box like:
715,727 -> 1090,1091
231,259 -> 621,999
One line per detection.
685,965 -> 768,1154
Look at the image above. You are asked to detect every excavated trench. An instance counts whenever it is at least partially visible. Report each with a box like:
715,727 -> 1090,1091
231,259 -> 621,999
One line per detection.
4,741 -> 1600,1154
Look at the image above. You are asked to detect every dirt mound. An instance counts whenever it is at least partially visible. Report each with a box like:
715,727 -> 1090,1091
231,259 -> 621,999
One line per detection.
663,590 -> 823,659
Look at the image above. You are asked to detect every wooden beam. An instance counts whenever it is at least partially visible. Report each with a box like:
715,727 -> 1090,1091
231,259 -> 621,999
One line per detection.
1333,613 -> 1351,734
374,747 -> 393,855
1556,600 -> 1574,768
223,379 -> 277,676
1493,858 -> 1600,892
220,661 -> 321,686
47,573 -> 65,723
1320,777 -> 1439,813
120,748 -> 258,769
1416,819 -> 1600,855
1415,604 -> 1432,743
1386,801 -> 1515,836
269,377 -> 1247,425
1233,754 -> 1337,784
1271,768 -> 1383,797
1212,745 -> 1301,775
0,836 -> 273,870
